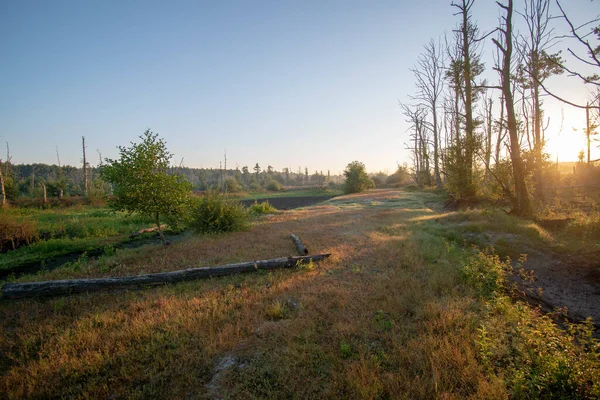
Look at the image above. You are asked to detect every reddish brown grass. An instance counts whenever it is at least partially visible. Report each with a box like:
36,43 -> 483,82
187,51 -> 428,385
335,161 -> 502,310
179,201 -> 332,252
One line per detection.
0,190 -> 506,399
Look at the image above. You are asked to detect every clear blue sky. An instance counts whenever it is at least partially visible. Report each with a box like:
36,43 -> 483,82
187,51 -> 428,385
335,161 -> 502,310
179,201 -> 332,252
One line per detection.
1,0 -> 597,174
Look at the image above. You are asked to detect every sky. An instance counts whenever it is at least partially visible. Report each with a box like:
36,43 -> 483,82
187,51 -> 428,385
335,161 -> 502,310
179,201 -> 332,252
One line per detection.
1,0 -> 599,174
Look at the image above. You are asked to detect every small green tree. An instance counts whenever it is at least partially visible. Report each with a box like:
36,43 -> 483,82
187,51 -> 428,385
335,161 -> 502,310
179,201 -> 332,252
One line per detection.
343,161 -> 374,194
101,130 -> 192,242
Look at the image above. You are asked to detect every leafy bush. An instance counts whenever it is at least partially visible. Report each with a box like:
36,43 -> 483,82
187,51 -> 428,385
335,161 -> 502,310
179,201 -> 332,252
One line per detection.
462,249 -> 506,299
189,191 -> 249,233
265,179 -> 282,191
343,161 -> 374,194
0,213 -> 38,251
224,177 -> 242,193
464,250 -> 600,398
249,201 -> 278,215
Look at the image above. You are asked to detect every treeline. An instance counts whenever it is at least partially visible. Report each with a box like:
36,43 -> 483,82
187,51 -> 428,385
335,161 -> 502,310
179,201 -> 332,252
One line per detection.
403,0 -> 600,216
0,162 -> 350,202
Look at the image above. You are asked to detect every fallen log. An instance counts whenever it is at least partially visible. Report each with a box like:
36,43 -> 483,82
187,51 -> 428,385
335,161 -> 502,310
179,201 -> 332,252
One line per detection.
290,233 -> 309,256
1,254 -> 330,299
129,225 -> 167,239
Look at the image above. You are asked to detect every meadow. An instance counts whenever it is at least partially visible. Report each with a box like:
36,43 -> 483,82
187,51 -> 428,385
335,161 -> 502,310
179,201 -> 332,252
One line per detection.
1,188 -> 598,399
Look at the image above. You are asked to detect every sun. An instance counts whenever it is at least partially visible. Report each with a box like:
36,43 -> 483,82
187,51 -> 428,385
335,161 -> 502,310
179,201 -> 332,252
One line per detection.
543,108 -> 589,163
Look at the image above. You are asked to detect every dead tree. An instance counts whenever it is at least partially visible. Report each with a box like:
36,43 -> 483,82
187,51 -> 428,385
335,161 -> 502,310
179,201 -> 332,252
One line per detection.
493,0 -> 533,216
517,0 -> 563,199
82,136 -> 88,196
1,254 -> 331,299
411,38 -> 446,188
482,95 -> 494,179
41,182 -> 47,206
402,104 -> 430,186
0,159 -> 5,207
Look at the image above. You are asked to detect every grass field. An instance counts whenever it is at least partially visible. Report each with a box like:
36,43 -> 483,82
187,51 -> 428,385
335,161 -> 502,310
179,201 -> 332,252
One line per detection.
0,189 -> 598,399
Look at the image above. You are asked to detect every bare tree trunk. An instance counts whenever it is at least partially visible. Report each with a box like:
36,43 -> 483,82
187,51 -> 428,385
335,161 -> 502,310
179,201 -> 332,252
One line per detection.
41,182 -> 47,206
495,0 -> 533,217
82,136 -> 88,196
30,170 -> 35,197
495,94 -> 506,163
587,104 -> 591,165
0,160 -> 5,207
484,97 -> 493,180
155,212 -> 166,244
533,79 -> 544,199
5,143 -> 11,177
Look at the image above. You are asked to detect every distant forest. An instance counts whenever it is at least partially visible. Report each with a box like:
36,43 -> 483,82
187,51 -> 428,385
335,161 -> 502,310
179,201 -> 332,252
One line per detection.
0,162 -> 352,200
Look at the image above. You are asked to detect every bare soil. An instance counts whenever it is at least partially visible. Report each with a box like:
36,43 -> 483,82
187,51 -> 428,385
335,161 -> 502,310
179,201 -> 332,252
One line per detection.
240,196 -> 334,210
522,248 -> 600,325
473,229 -> 600,326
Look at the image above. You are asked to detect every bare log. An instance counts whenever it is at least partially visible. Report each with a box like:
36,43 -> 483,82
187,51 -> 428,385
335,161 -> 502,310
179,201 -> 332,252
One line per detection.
129,225 -> 168,239
290,233 -> 309,255
1,254 -> 330,299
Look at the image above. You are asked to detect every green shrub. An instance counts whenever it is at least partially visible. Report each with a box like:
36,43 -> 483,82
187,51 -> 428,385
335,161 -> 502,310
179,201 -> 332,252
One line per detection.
462,248 -> 507,299
265,179 -> 282,191
189,191 -> 249,233
249,201 -> 278,215
343,161 -> 374,194
225,177 -> 242,193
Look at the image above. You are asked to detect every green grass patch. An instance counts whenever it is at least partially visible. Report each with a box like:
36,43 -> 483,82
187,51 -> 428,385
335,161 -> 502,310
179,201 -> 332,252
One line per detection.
0,206 -> 154,271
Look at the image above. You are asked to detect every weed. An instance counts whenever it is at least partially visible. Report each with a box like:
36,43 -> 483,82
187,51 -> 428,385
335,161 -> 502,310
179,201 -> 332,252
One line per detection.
296,259 -> 314,271
373,310 -> 393,331
340,340 -> 353,359
265,300 -> 288,320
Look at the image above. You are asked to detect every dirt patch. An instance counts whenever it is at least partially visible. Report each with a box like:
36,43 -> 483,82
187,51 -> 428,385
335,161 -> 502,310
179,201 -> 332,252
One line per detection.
472,230 -> 600,326
240,196 -> 333,210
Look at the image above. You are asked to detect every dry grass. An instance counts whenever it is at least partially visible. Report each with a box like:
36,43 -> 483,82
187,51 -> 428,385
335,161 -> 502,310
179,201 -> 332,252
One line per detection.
1,189 -> 594,399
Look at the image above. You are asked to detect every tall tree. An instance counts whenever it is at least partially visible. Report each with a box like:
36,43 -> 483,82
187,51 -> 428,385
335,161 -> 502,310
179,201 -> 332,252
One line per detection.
493,0 -> 533,217
451,0 -> 481,197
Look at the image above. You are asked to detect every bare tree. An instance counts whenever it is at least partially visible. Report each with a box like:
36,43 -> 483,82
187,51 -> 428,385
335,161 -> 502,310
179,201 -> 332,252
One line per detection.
402,104 -> 430,187
82,136 -> 88,196
555,1 -> 600,85
411,38 -> 446,188
482,94 -> 494,178
0,158 -> 5,207
493,0 -> 533,216
517,0 -> 563,199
